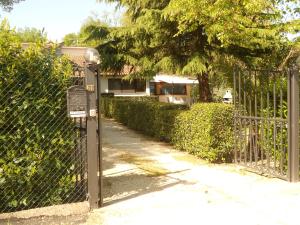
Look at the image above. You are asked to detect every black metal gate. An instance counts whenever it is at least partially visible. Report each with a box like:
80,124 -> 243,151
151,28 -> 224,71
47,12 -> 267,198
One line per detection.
233,66 -> 299,181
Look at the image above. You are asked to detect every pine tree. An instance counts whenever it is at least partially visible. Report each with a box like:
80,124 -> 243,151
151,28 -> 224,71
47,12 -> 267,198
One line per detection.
0,0 -> 24,11
90,0 -> 299,101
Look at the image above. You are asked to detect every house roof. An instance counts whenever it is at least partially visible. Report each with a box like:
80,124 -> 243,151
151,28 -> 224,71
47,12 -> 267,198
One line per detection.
21,44 -> 89,68
58,47 -> 140,74
58,47 -> 89,77
59,47 -> 88,68
101,65 -> 138,76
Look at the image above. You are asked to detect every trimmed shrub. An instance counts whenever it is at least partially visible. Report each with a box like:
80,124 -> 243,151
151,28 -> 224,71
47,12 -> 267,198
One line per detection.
101,97 -> 185,141
101,97 -> 234,163
172,103 -> 234,162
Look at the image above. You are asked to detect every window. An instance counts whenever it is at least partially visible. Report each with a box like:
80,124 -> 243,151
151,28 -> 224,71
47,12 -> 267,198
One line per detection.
160,84 -> 173,95
108,79 -> 122,90
160,83 -> 186,95
108,79 -> 146,92
121,80 -> 135,90
150,82 -> 157,95
136,80 -> 146,92
173,84 -> 187,95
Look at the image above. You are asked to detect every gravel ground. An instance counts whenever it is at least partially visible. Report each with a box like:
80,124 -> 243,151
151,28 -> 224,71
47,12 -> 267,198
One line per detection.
2,118 -> 300,225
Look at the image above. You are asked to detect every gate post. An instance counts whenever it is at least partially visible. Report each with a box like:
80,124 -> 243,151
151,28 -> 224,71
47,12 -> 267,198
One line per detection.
85,66 -> 99,208
288,61 -> 299,182
96,68 -> 103,207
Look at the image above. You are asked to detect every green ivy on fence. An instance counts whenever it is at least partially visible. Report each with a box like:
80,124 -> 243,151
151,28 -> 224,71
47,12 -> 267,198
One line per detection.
0,21 -> 81,212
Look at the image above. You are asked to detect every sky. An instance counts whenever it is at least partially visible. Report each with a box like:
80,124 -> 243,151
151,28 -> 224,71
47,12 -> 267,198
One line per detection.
0,0 -> 298,42
0,0 -> 124,42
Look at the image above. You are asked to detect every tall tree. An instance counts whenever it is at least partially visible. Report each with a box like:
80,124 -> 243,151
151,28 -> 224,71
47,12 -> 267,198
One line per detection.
90,0 -> 299,101
0,0 -> 23,11
63,33 -> 81,46
63,17 -> 105,47
17,27 -> 47,43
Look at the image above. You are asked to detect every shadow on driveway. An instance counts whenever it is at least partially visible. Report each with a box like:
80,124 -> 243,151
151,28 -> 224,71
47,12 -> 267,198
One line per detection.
103,169 -> 194,207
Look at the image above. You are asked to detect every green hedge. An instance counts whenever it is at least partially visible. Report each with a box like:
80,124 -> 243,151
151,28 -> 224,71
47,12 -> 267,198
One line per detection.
172,103 -> 234,162
101,97 -> 185,141
101,97 -> 234,163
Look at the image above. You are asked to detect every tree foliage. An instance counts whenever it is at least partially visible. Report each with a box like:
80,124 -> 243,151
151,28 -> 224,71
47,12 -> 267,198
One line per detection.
88,0 -> 300,101
16,27 -> 47,43
0,0 -> 23,11
63,17 -> 108,47
0,20 -> 79,211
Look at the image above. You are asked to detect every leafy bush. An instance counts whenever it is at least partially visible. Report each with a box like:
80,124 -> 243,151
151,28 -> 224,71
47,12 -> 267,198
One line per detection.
0,21 -> 78,212
172,103 -> 234,162
101,97 -> 234,162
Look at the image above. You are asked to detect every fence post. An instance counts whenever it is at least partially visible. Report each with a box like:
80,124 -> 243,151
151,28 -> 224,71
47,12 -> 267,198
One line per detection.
85,66 -> 100,208
233,69 -> 237,163
288,61 -> 299,182
97,68 -> 103,207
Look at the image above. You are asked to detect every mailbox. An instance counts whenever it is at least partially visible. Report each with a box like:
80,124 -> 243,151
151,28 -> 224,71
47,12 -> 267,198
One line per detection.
67,85 -> 88,118
223,90 -> 233,104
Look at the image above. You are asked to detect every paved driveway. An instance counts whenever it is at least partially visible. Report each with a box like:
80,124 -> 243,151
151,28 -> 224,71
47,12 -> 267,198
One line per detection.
2,118 -> 300,225
87,118 -> 300,225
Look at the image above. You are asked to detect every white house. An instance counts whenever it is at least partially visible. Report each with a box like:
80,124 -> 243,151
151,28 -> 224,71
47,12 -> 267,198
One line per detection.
100,74 -> 198,105
55,46 -> 198,105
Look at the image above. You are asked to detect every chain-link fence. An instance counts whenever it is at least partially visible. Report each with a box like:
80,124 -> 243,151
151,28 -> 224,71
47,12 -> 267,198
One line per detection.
0,69 -> 88,213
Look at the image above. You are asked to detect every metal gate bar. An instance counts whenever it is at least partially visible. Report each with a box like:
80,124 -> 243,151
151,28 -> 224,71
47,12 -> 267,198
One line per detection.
233,68 -> 298,180
287,66 -> 299,182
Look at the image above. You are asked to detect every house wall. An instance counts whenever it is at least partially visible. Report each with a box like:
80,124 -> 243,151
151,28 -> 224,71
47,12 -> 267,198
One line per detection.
100,76 -> 194,104
186,84 -> 192,97
158,95 -> 191,105
154,83 -> 194,105
100,77 -> 109,93
146,81 -> 150,95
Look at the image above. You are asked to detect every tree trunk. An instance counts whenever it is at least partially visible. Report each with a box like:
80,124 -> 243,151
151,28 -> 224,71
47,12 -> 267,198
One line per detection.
197,73 -> 212,102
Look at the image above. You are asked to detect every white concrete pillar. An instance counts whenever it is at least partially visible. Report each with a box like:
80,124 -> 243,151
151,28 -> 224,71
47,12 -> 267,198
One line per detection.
146,80 -> 151,96
100,77 -> 109,93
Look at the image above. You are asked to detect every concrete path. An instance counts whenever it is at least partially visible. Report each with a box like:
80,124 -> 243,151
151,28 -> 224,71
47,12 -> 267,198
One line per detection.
2,118 -> 300,225
87,118 -> 300,225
